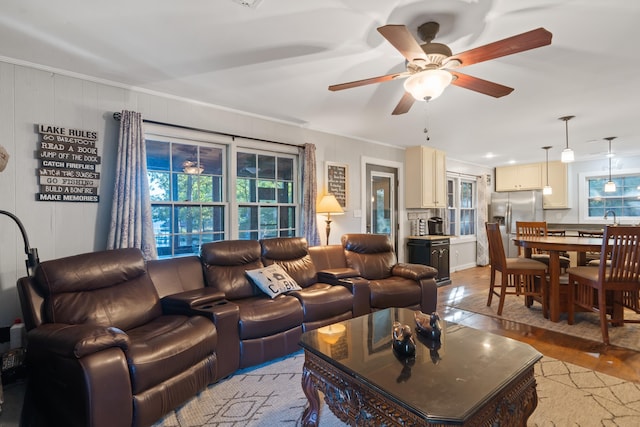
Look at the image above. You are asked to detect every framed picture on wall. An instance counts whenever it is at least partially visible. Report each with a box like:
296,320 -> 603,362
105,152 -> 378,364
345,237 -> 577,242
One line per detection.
325,161 -> 348,208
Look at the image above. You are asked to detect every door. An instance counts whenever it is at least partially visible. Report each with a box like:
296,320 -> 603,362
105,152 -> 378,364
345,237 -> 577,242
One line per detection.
366,164 -> 398,252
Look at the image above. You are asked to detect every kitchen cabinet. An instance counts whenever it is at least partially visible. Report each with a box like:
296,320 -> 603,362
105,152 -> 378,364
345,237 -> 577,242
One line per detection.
542,161 -> 569,209
407,237 -> 451,285
495,163 -> 542,191
405,146 -> 446,208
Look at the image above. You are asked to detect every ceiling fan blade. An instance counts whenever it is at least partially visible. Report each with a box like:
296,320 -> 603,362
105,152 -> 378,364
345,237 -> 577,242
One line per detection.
447,28 -> 552,68
391,92 -> 416,115
377,25 -> 426,63
450,71 -> 514,98
328,72 -> 408,91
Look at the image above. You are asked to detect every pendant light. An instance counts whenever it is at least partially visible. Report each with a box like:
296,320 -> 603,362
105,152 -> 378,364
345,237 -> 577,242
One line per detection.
604,136 -> 617,192
559,115 -> 575,163
542,146 -> 553,195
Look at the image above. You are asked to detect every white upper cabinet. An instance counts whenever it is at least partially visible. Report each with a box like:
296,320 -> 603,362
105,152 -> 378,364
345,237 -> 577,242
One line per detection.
405,146 -> 447,208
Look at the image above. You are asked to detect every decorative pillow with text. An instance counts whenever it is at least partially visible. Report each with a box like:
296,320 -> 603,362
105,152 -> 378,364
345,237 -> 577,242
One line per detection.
246,264 -> 301,299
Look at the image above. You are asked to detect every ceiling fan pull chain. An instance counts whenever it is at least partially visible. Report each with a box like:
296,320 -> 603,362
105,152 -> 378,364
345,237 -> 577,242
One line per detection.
423,101 -> 431,142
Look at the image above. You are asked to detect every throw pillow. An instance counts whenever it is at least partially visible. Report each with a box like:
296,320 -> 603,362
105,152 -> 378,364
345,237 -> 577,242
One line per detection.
246,264 -> 301,298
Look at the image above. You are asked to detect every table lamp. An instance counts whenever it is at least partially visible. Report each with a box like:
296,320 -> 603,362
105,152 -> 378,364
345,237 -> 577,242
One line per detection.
317,194 -> 344,245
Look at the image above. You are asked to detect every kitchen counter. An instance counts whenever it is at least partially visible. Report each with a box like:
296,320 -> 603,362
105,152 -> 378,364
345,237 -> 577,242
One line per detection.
407,235 -> 451,240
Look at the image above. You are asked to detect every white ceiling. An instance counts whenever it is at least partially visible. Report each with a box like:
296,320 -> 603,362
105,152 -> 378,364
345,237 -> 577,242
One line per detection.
2,0 -> 639,168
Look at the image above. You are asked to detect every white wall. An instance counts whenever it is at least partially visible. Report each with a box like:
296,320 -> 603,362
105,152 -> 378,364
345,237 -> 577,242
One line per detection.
0,61 -> 407,328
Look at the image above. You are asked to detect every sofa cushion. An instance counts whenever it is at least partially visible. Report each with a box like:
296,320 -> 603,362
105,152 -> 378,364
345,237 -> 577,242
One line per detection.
147,255 -> 206,298
369,277 -> 422,309
246,264 -> 302,298
234,295 -> 304,340
125,314 -> 216,394
261,237 -> 318,287
342,234 -> 397,280
34,248 -> 162,330
201,240 -> 264,299
289,283 -> 353,322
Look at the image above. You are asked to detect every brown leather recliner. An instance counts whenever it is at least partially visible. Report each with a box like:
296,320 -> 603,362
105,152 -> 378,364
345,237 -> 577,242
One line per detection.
260,237 -> 359,331
341,233 -> 439,313
18,248 -> 218,427
200,240 -> 304,368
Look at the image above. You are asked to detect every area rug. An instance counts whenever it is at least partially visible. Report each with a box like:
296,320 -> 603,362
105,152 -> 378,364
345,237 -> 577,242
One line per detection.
441,290 -> 640,351
153,351 -> 640,426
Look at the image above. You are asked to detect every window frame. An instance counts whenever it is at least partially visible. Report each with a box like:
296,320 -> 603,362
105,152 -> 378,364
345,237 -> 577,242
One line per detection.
233,145 -> 299,240
145,129 -> 231,258
144,125 -> 301,258
578,167 -> 640,223
446,174 -> 477,240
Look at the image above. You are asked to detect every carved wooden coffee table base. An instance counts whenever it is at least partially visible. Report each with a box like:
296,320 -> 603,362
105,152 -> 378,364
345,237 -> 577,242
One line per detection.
301,350 -> 538,427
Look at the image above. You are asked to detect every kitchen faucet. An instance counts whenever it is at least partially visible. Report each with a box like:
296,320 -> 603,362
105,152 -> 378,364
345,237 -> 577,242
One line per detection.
604,210 -> 618,226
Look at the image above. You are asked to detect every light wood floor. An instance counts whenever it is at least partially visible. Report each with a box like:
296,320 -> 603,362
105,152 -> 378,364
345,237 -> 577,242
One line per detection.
444,266 -> 640,383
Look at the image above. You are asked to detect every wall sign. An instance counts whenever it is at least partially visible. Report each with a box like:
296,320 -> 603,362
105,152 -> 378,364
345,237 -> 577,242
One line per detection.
37,124 -> 101,202
325,161 -> 348,208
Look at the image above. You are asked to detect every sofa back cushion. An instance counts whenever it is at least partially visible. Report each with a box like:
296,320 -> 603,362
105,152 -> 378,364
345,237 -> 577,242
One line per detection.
341,233 -> 397,280
147,255 -> 206,298
308,244 -> 347,271
33,248 -> 162,330
260,237 -> 317,287
201,240 -> 263,300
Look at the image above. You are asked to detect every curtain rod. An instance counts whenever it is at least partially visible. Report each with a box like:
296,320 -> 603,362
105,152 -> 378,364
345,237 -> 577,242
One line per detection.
112,112 -> 302,148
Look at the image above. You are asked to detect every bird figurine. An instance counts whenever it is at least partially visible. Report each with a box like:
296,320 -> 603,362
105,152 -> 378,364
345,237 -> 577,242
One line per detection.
392,323 -> 416,358
414,311 -> 442,341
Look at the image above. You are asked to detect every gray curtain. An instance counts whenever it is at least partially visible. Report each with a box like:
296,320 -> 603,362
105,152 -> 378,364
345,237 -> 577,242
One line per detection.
476,174 -> 489,266
107,110 -> 157,260
301,143 -> 321,246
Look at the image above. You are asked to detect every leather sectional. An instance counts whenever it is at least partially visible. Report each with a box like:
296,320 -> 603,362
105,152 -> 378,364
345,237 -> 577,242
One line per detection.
17,233 -> 438,427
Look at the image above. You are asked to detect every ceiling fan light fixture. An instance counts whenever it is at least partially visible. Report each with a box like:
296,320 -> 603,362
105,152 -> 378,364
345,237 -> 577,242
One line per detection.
404,69 -> 452,101
183,160 -> 204,175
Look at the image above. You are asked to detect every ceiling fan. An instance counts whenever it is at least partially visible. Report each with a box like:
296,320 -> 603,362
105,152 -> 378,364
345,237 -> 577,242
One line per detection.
328,22 -> 552,115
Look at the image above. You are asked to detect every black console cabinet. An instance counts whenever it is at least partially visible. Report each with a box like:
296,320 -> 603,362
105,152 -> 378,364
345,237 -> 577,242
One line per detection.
407,238 -> 451,285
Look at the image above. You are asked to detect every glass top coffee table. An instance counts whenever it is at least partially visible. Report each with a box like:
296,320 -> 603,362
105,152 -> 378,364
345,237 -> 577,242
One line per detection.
299,308 -> 542,426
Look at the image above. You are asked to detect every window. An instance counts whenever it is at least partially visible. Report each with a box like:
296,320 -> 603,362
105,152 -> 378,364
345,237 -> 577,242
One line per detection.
145,126 -> 300,257
236,150 -> 297,240
447,176 -> 476,237
584,172 -> 640,219
146,136 -> 227,257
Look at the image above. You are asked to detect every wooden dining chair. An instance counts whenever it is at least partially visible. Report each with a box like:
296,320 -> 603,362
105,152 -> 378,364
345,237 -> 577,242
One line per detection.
515,221 -> 570,272
567,225 -> 640,345
486,222 -> 549,317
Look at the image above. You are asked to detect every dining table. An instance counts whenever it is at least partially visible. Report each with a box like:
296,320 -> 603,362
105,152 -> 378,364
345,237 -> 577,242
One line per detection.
512,235 -> 604,322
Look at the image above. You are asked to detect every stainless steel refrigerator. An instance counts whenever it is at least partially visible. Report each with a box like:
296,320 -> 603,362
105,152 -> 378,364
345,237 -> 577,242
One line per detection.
489,191 -> 544,257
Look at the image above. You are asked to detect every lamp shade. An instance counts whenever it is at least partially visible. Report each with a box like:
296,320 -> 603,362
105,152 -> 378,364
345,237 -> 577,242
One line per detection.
560,148 -> 574,163
317,194 -> 344,215
403,69 -> 453,101
604,180 -> 616,192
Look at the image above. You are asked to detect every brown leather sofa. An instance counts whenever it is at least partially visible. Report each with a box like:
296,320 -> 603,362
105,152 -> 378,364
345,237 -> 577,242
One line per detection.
17,248 -> 219,427
18,235 -> 438,427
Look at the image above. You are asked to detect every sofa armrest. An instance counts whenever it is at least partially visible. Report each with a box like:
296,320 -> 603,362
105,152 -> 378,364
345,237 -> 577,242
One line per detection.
392,263 -> 438,281
28,323 -> 129,358
161,287 -> 226,312
317,267 -> 361,284
339,277 -> 371,317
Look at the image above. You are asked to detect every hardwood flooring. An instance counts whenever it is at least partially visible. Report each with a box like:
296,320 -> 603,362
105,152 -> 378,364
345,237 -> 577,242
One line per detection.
444,266 -> 640,383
